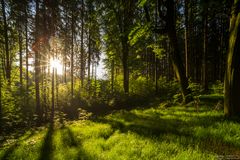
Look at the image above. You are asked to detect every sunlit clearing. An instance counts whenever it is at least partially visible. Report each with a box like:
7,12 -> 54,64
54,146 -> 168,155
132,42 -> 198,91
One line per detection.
50,58 -> 63,75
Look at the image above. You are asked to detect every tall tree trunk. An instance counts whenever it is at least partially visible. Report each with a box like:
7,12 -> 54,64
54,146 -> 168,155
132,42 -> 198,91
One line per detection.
87,30 -> 91,91
51,67 -> 55,121
184,0 -> 190,77
224,0 -> 240,117
18,32 -> 23,87
111,59 -> 114,93
80,0 -> 85,88
202,6 -> 208,91
64,48 -> 67,83
94,63 -> 97,97
35,0 -> 41,121
122,36 -> 129,94
146,47 -> 149,83
56,68 -> 58,110
121,0 -> 134,94
165,0 -> 192,103
42,0 -> 47,120
71,11 -> 74,100
155,54 -> 158,94
91,61 -> 94,79
0,64 -> 2,132
1,0 -> 11,83
25,7 -> 29,105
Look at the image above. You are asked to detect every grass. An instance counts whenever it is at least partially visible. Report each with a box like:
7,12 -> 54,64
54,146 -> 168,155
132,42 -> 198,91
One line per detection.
1,101 -> 240,160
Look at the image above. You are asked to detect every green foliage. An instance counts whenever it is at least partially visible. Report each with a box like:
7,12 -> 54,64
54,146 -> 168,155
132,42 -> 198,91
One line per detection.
137,0 -> 147,7
157,76 -> 180,99
130,75 -> 154,96
147,43 -> 166,59
188,81 -> 201,95
210,80 -> 223,95
129,22 -> 151,47
0,68 -> 35,131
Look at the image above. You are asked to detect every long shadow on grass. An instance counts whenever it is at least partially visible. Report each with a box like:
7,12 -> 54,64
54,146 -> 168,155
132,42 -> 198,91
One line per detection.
0,131 -> 35,160
94,110 -> 240,155
38,123 -> 54,160
61,126 -> 93,160
61,127 -> 79,147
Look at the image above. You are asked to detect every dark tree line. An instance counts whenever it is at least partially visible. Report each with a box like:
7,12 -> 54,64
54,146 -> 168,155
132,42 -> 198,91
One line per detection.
0,0 -> 240,131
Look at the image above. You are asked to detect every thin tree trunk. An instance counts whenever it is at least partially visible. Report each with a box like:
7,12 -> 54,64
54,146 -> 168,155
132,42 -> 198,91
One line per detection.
71,11 -> 74,100
111,59 -> 114,93
1,0 -> 11,83
202,6 -> 208,91
56,69 -> 58,110
87,30 -> 91,91
122,36 -> 129,94
25,7 -> 29,105
64,49 -> 67,83
94,63 -> 97,97
35,0 -> 41,121
146,47 -> 149,83
42,0 -> 47,120
80,0 -> 85,88
0,64 -> 2,131
18,32 -> 23,87
155,55 -> 158,94
51,68 -> 55,121
224,0 -> 240,117
184,0 -> 190,77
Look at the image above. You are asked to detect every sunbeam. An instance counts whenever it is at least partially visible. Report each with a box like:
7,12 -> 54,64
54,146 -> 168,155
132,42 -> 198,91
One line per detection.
50,58 -> 63,75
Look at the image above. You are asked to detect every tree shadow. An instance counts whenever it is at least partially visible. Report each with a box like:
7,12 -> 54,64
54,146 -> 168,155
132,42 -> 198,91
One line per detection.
0,131 -> 35,160
38,123 -> 54,160
94,110 -> 240,156
61,127 -> 78,147
60,126 -> 93,160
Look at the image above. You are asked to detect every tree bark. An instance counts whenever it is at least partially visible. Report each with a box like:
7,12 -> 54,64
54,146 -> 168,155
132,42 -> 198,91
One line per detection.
165,0 -> 192,103
35,0 -> 42,121
0,63 -> 2,131
87,29 -> 91,91
202,5 -> 208,91
71,10 -> 74,100
80,0 -> 85,88
18,32 -> 23,87
51,68 -> 55,121
25,7 -> 29,105
120,0 -> 134,94
224,0 -> 240,117
1,0 -> 11,83
122,36 -> 129,94
111,59 -> 114,93
155,54 -> 158,94
184,0 -> 190,77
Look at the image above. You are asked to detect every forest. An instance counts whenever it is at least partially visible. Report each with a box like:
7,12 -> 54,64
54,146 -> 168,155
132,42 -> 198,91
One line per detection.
0,0 -> 240,159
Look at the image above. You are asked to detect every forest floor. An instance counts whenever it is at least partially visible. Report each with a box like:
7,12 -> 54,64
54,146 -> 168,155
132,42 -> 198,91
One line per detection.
1,100 -> 240,160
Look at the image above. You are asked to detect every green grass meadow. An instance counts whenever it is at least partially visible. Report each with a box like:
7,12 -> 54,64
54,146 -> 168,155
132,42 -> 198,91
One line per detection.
1,102 -> 240,160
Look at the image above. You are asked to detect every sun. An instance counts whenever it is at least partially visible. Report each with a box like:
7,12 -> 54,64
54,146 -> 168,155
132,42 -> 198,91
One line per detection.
50,58 -> 63,75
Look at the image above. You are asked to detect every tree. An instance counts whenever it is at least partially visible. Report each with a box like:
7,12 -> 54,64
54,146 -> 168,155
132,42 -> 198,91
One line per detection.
0,55 -> 2,131
11,0 -> 26,87
71,8 -> 74,99
25,2 -> 29,104
184,0 -> 190,77
116,0 -> 135,94
202,0 -> 208,91
34,0 -> 42,121
159,0 -> 192,103
80,0 -> 85,88
224,0 -> 240,117
1,0 -> 11,83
